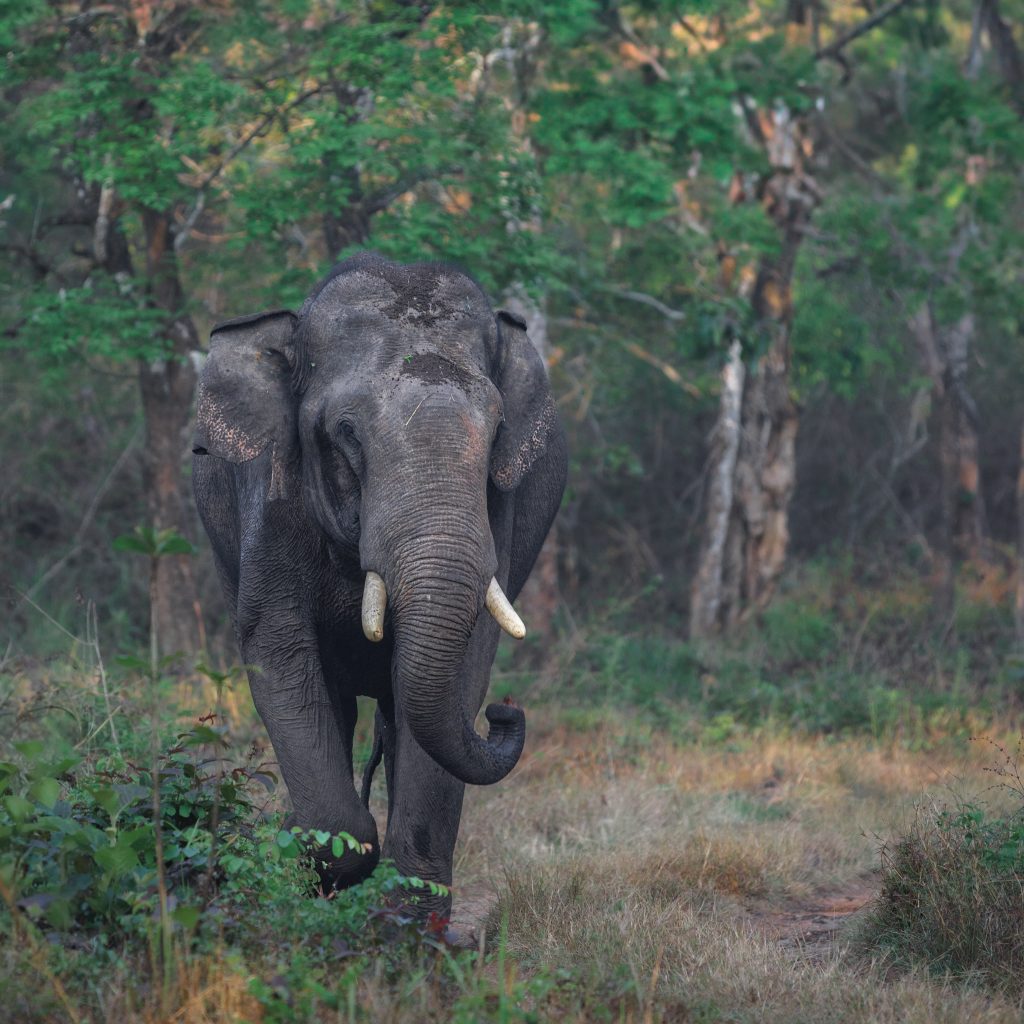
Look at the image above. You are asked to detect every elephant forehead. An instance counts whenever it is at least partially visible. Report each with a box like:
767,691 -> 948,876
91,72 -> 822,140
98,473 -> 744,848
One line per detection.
310,264 -> 491,329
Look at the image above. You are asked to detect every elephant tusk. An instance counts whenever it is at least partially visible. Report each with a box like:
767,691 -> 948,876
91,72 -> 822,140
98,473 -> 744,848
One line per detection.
485,577 -> 526,640
362,572 -> 387,642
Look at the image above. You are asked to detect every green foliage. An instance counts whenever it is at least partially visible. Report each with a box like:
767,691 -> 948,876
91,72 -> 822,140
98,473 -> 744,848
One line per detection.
500,563 -> 1011,745
113,526 -> 195,558
0,719 -> 447,952
863,743 -> 1024,994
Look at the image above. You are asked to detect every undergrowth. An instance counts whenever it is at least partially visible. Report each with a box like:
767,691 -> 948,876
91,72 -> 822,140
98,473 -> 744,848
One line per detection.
0,713 -> 475,1022
861,736 -> 1024,995
495,561 -> 1021,745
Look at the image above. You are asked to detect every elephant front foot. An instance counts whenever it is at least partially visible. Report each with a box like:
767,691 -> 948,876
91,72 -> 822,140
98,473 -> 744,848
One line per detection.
384,876 -> 453,924
284,807 -> 380,892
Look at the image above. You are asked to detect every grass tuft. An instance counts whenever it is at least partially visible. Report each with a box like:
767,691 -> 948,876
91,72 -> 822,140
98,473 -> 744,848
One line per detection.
862,795 -> 1024,994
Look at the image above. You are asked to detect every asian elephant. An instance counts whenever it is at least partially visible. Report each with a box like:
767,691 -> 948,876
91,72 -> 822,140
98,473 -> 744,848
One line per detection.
192,253 -> 567,920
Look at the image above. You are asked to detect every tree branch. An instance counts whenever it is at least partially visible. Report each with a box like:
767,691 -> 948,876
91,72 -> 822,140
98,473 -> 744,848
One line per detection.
605,286 -> 688,322
815,0 -> 916,62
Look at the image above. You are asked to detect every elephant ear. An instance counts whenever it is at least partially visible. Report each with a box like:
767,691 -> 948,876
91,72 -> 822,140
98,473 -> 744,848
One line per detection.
193,309 -> 298,500
489,309 -> 559,492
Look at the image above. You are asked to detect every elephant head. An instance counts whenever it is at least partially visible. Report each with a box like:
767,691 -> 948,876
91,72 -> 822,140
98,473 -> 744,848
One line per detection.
193,254 -> 560,785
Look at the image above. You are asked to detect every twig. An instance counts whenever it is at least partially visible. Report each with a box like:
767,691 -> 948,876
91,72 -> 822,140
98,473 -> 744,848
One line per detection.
624,342 -> 701,397
405,397 -> 426,426
174,86 -> 326,242
13,589 -> 83,645
614,9 -> 671,81
673,14 -> 709,53
86,599 -> 120,756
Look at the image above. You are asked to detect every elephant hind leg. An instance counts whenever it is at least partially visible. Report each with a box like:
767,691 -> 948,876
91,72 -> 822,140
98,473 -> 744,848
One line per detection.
360,719 -> 385,808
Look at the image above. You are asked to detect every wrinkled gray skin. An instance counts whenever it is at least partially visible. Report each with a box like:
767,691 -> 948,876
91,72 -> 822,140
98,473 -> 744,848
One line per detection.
192,254 -> 566,918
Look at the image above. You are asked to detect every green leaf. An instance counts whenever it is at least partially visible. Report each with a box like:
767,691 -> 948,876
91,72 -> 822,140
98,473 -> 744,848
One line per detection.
180,724 -> 226,748
94,840 -> 140,876
29,777 -> 60,809
171,904 -> 202,930
156,534 -> 195,556
14,740 -> 44,761
113,530 -> 155,555
3,795 -> 34,821
89,786 -> 121,818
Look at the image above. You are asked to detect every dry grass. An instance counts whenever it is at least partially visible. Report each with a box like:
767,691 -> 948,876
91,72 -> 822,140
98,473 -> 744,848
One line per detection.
450,718 -> 1024,1022
862,799 -> 1024,996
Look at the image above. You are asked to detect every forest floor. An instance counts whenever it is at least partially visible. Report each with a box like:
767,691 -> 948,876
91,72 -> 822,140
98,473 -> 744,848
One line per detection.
416,711 -> 1023,1022
4,647 -> 1024,1021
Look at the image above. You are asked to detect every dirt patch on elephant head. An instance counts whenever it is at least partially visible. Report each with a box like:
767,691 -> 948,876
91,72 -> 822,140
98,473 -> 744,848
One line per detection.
398,351 -> 478,392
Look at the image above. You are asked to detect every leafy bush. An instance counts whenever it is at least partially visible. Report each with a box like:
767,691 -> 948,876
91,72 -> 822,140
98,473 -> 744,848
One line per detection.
862,741 -> 1024,993
0,721 -> 444,955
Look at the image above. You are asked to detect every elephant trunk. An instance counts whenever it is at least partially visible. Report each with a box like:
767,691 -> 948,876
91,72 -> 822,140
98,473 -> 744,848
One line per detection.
385,537 -> 525,787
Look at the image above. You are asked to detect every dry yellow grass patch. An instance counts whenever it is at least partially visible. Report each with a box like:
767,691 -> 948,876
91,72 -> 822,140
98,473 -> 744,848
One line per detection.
449,716 -> 1024,1021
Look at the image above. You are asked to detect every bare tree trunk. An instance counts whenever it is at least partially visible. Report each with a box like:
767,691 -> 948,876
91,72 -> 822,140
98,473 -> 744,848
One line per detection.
909,304 -> 987,619
690,340 -> 745,637
981,0 -> 1024,115
140,208 -> 203,660
944,313 -> 987,556
693,104 -> 818,633
725,324 -> 800,625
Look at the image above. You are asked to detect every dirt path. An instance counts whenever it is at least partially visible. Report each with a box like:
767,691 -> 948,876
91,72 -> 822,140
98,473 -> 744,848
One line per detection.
452,879 -> 879,959
747,879 -> 878,960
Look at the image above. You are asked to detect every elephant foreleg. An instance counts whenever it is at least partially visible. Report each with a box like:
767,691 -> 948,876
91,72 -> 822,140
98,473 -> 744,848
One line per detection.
241,619 -> 379,889
380,706 -> 465,921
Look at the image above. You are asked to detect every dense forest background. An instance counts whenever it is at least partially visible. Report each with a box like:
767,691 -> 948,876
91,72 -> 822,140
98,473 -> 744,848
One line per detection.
3,0 -> 1024,663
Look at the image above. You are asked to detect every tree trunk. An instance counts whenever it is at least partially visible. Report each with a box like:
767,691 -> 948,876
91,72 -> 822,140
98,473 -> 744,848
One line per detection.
909,304 -> 986,619
725,311 -> 800,626
323,83 -> 373,260
140,208 -> 203,661
690,340 -> 745,638
692,105 -> 817,633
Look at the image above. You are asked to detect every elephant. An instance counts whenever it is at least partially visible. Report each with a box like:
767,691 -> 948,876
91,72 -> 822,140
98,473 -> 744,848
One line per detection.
191,252 -> 567,921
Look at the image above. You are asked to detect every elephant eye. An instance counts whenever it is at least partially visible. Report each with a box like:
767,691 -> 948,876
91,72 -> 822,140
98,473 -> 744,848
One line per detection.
337,420 -> 359,443
263,347 -> 291,368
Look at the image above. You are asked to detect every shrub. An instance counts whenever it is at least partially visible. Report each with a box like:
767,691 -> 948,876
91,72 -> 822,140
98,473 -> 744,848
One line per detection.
862,743 -> 1024,994
0,722 -> 444,954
